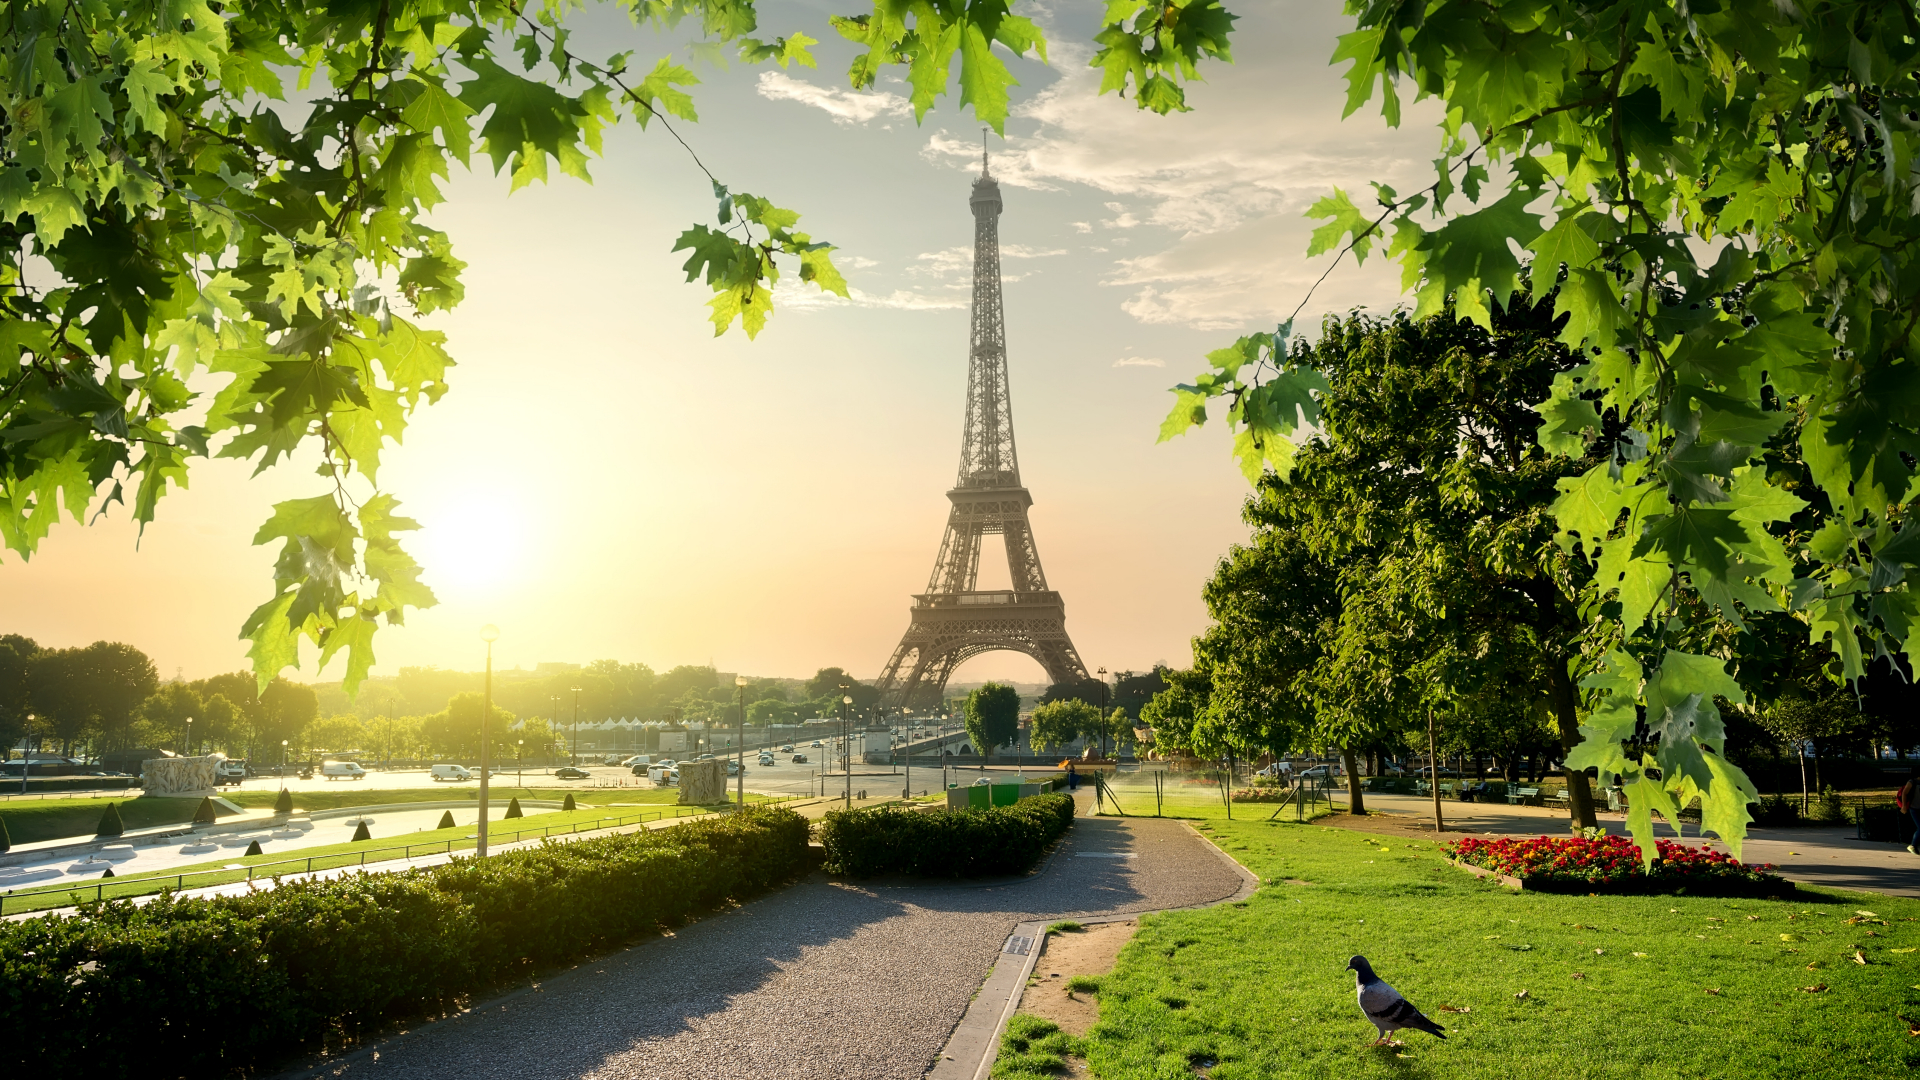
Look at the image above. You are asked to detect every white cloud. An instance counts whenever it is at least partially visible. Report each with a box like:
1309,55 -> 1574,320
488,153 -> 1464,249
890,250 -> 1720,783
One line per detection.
907,244 -> 1067,280
1071,222 -> 1092,233
755,72 -> 911,126
1112,356 -> 1165,367
916,5 -> 1439,330
772,276 -> 967,312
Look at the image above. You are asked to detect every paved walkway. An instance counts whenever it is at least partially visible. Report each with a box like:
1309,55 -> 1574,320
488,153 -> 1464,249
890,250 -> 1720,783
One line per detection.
1332,791 -> 1920,898
280,801 -> 1245,1080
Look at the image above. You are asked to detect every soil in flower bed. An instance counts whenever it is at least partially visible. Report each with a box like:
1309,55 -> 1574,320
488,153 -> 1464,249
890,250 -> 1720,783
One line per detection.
1446,834 -> 1792,898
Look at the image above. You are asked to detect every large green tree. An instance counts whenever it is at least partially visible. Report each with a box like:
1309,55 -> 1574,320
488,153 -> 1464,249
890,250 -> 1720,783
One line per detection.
1029,697 -> 1100,753
1179,295 -> 1597,819
963,681 -> 1020,764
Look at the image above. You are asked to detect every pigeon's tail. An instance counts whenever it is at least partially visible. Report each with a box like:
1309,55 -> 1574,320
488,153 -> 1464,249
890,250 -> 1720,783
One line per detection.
1382,999 -> 1447,1039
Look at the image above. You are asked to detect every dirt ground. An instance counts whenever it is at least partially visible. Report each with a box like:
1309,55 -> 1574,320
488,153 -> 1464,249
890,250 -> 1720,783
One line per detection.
1013,920 -> 1138,1078
1311,808 -> 1506,839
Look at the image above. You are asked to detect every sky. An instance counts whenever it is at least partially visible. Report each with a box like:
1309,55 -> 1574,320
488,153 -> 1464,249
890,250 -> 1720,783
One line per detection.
1,0 -> 1439,688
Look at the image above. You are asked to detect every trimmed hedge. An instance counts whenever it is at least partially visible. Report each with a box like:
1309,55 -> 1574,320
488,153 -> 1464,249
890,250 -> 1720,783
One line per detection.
820,793 -> 1075,878
0,805 -> 812,1077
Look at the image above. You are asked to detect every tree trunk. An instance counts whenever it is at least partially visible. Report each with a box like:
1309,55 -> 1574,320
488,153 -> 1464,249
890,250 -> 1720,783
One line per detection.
1799,743 -> 1810,814
1546,660 -> 1599,829
1342,745 -> 1366,815
1427,710 -> 1444,834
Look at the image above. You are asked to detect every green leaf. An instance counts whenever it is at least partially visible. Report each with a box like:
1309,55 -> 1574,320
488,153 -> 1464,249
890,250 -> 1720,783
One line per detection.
1158,387 -> 1210,442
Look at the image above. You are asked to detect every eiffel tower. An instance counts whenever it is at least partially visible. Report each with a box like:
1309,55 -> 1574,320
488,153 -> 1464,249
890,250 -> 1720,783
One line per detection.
875,148 -> 1089,711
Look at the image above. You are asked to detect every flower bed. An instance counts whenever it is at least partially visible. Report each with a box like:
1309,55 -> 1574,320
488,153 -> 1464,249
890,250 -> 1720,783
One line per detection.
1444,834 -> 1790,896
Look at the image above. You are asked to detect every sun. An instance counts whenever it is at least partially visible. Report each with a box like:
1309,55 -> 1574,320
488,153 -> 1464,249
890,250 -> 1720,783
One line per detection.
404,488 -> 531,600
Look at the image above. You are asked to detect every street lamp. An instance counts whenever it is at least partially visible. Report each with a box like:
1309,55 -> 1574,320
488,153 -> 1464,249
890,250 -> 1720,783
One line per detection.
517,739 -> 525,788
479,624 -> 500,858
185,716 -> 194,758
19,713 -> 33,795
735,674 -> 748,810
1096,667 -> 1109,759
571,686 -> 582,766
839,685 -> 853,809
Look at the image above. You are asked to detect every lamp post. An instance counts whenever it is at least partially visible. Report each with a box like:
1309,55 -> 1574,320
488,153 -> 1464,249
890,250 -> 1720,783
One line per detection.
280,739 -> 288,783
479,624 -> 500,857
1096,667 -> 1109,759
839,684 -> 853,809
901,703 -> 911,800
517,739 -> 524,788
570,686 -> 582,766
185,716 -> 194,758
735,675 -> 748,810
19,713 -> 32,795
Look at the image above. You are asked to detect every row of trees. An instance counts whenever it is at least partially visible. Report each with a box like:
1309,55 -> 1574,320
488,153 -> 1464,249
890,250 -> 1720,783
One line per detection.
0,640 -> 917,766
1145,294 -> 1920,818
0,635 -> 321,761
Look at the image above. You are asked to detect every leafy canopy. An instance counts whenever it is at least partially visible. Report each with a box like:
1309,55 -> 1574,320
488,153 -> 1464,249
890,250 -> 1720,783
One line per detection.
1162,0 -> 1920,862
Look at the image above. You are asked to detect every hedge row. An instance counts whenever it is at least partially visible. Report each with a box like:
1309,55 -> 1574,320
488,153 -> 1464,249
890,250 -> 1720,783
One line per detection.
0,805 -> 812,1078
820,793 -> 1075,878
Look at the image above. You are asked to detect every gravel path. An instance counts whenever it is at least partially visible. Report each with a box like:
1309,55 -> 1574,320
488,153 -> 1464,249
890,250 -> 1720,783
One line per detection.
295,808 -> 1242,1080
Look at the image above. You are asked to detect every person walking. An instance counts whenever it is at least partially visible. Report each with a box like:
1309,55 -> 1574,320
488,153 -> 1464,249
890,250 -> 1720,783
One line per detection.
1066,761 -> 1079,792
1898,768 -> 1919,855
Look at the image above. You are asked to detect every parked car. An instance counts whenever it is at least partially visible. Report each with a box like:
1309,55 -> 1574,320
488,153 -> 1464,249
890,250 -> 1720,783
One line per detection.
1298,764 -> 1342,781
1254,762 -> 1293,779
554,766 -> 590,780
624,755 -> 652,768
321,760 -> 367,781
430,764 -> 473,782
792,754 -> 808,764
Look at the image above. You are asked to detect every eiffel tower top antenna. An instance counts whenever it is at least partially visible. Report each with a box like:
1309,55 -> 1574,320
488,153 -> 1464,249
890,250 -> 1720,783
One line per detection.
981,126 -> 990,177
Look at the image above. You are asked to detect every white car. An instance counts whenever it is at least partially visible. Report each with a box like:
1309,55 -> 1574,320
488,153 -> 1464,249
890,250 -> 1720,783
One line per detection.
758,753 -> 776,766
321,761 -> 367,781
430,764 -> 473,782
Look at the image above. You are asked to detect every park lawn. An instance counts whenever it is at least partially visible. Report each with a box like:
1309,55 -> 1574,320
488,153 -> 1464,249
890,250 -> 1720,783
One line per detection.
1061,820 -> 1919,1080
0,784 -> 692,845
0,796 -> 199,845
2,803 -> 718,915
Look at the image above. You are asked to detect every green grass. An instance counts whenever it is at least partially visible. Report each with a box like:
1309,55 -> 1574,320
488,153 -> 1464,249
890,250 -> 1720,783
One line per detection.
1048,920 -> 1087,935
0,804 -> 716,915
995,1014 -> 1079,1079
0,797 -> 198,845
0,785 -> 711,846
1063,821 -> 1919,1079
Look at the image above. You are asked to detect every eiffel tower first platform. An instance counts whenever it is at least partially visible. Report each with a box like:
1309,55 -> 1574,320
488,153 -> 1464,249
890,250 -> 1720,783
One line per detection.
874,150 -> 1090,711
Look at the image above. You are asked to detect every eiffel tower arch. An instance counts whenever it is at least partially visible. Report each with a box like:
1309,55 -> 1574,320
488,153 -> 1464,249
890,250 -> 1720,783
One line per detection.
875,149 -> 1090,711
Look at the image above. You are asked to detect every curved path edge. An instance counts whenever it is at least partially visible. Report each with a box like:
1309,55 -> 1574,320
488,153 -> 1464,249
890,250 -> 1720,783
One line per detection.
926,821 -> 1259,1080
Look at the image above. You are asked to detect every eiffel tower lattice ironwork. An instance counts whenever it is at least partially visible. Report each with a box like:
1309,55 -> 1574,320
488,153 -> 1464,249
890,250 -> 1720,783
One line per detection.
875,148 -> 1090,710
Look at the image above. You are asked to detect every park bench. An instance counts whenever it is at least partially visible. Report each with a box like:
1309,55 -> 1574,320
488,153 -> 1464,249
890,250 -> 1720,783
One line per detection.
1439,782 -> 1456,798
1548,788 -> 1572,809
1508,786 -> 1541,806
1414,779 -> 1432,796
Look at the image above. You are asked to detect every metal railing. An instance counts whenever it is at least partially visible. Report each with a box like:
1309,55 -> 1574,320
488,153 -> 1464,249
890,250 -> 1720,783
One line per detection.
0,803 -> 747,916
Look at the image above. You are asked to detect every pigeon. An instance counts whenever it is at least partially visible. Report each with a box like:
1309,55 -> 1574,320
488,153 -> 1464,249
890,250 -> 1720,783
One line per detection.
1348,955 -> 1446,1045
